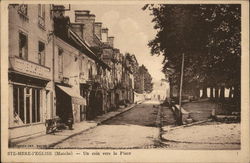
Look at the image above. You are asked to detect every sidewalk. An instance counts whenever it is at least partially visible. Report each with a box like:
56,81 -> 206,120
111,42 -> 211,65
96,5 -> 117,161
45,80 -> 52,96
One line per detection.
161,100 -> 241,149
11,103 -> 137,149
161,121 -> 240,149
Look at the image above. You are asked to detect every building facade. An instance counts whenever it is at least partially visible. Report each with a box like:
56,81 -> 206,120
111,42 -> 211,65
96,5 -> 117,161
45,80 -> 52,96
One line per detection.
8,4 -> 54,141
150,80 -> 170,101
8,4 -> 138,143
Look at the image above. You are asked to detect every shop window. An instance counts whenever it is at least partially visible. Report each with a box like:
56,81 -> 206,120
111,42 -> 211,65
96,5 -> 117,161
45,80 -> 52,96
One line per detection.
32,88 -> 40,123
26,88 -> 31,124
13,85 -> 41,126
19,32 -> 28,60
38,41 -> 45,65
13,86 -> 25,124
38,4 -> 45,29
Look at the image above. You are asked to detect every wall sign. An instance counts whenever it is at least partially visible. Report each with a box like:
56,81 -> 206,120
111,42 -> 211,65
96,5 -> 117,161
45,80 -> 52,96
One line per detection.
10,56 -> 51,79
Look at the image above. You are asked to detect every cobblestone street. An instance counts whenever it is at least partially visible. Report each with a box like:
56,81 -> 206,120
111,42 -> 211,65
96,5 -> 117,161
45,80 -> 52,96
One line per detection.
2,3 -> 248,163
53,101 -> 164,149
53,100 -> 241,150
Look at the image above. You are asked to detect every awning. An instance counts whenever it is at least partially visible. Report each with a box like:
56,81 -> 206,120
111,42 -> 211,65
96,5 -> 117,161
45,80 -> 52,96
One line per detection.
57,85 -> 86,105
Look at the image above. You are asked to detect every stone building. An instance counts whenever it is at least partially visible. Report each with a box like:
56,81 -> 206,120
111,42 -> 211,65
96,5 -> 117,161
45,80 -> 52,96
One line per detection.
53,7 -> 110,121
101,36 -> 117,110
150,79 -> 170,101
8,4 -> 138,143
53,15 -> 87,124
122,54 -> 134,104
70,10 -> 112,117
8,4 -> 54,141
113,48 -> 124,106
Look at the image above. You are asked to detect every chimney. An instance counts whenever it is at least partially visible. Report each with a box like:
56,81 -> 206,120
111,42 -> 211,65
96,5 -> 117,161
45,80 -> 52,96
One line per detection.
107,36 -> 114,47
114,48 -> 120,53
74,10 -> 95,45
71,23 -> 84,39
101,28 -> 108,43
94,22 -> 102,40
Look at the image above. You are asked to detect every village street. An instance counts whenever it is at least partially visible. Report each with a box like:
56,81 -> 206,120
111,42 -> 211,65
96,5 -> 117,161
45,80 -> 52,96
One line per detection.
3,3 -> 247,163
11,100 -> 240,150
53,101 -> 166,149
52,100 -> 240,150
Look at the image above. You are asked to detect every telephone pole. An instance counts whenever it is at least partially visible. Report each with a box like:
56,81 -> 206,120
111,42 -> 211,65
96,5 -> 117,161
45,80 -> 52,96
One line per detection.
178,53 -> 185,125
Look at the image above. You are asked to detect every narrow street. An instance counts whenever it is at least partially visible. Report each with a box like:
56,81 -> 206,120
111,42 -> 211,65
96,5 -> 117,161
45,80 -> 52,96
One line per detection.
53,101 -> 171,149
3,3 -> 247,163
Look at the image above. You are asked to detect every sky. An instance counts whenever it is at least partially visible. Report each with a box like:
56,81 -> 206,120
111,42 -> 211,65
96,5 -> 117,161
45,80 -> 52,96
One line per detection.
65,4 -> 165,82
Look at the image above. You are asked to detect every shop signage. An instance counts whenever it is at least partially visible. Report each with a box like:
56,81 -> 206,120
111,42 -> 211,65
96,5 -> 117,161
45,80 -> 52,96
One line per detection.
9,56 -> 51,79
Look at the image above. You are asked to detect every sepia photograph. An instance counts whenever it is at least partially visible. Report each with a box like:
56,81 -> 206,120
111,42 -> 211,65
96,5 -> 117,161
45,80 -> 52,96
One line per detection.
1,0 -> 249,162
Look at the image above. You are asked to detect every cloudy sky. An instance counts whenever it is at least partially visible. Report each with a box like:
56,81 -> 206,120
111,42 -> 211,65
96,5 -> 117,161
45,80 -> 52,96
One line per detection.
66,4 -> 165,81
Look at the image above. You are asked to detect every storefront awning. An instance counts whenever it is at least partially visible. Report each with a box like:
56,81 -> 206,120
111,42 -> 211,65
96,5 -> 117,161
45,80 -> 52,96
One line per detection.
57,85 -> 86,105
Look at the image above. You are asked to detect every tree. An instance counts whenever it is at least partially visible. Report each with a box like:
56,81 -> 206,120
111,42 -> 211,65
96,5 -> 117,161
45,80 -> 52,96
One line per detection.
143,4 -> 241,104
134,64 -> 153,93
144,5 -> 211,96
140,65 -> 153,93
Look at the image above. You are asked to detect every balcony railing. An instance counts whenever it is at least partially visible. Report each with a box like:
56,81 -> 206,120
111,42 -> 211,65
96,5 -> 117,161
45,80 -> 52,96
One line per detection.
9,56 -> 51,80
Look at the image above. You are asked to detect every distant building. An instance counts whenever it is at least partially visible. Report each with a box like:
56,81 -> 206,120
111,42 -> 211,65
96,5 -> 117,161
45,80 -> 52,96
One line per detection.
151,79 -> 170,101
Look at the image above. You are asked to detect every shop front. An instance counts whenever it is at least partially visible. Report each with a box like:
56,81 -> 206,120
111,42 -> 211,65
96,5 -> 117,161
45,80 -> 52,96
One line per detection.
87,83 -> 103,120
8,57 -> 52,143
55,85 -> 86,126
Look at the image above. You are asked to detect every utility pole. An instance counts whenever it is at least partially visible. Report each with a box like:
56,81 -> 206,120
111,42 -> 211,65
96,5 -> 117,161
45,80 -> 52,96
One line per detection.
142,72 -> 144,93
179,53 -> 185,125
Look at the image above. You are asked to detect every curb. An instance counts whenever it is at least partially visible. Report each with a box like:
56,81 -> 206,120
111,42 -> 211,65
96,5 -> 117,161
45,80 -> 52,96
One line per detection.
162,119 -> 213,133
155,106 -> 162,127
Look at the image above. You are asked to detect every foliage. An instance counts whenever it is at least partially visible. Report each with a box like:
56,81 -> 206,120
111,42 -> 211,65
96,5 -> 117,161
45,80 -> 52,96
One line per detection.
135,64 -> 153,93
143,4 -> 241,99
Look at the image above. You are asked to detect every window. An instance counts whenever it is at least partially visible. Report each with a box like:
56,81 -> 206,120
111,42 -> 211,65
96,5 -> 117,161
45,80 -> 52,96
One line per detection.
19,32 -> 28,60
79,59 -> 83,72
38,4 -> 45,18
38,41 -> 45,65
58,48 -> 63,74
38,4 -> 45,28
13,85 -> 41,125
89,65 -> 93,80
18,4 -> 28,18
